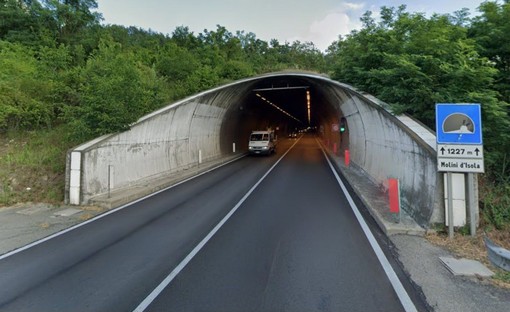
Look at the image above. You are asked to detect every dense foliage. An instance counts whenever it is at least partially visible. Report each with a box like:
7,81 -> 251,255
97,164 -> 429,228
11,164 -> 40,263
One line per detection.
0,0 -> 509,224
0,0 -> 326,141
326,2 -> 510,185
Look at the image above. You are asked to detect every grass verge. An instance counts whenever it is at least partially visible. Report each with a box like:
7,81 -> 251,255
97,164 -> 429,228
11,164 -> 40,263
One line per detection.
0,126 -> 73,206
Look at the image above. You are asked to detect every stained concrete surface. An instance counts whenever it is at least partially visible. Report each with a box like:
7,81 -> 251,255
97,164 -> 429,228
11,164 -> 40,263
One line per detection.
439,257 -> 494,277
0,203 -> 106,257
393,235 -> 510,312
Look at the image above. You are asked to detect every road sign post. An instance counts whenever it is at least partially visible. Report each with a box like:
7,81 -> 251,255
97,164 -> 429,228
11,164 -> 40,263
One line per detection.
436,103 -> 483,238
467,173 -> 476,237
447,172 -> 454,239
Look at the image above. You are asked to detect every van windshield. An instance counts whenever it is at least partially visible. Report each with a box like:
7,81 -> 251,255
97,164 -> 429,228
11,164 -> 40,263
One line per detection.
250,133 -> 269,141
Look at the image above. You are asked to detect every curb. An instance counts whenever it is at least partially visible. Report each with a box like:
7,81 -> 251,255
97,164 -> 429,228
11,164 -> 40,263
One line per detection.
320,142 -> 425,236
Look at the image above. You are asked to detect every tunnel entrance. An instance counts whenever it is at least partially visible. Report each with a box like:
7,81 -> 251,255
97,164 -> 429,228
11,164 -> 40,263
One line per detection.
219,74 -> 348,156
67,72 -> 440,229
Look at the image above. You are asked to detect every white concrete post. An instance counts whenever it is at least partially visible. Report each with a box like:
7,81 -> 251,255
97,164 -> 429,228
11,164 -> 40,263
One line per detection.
108,165 -> 114,198
69,152 -> 81,205
447,172 -> 454,239
444,173 -> 467,230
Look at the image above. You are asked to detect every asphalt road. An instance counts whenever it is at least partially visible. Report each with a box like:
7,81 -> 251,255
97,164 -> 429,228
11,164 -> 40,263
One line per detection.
0,136 -> 421,311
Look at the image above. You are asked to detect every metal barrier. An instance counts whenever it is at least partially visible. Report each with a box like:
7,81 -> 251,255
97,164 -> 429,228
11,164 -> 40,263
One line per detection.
484,237 -> 510,272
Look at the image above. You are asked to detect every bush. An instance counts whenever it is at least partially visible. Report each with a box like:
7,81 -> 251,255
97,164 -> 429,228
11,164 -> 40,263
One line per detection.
0,41 -> 55,131
481,180 -> 510,230
64,38 -> 167,141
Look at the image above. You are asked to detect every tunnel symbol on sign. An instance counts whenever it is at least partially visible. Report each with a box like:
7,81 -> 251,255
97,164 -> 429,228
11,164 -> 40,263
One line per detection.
442,113 -> 475,134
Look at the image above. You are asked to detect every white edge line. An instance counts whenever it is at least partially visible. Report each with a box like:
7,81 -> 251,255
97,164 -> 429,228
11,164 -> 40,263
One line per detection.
133,139 -> 300,312
0,155 -> 246,261
318,142 -> 417,312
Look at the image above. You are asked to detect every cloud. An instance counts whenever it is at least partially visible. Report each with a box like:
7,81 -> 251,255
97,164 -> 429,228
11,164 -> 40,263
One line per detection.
288,2 -> 365,51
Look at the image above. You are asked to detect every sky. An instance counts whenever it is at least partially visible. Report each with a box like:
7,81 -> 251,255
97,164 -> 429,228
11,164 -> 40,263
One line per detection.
95,0 -> 484,51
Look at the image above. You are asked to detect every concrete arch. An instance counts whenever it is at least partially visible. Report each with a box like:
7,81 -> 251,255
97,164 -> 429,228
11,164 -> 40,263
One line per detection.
65,72 -> 441,227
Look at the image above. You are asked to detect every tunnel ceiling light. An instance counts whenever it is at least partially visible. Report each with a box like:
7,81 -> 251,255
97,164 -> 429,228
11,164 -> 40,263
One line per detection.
255,93 -> 302,123
307,90 -> 311,125
253,86 -> 310,92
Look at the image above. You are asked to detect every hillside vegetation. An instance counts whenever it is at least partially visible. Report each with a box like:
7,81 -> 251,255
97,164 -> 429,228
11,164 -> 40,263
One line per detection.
0,0 -> 509,231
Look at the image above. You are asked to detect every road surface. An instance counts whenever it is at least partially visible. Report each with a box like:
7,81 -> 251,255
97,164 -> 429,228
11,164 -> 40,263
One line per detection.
0,135 -> 423,311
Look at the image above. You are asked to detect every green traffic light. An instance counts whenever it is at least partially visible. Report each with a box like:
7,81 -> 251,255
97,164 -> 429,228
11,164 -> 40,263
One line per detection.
340,117 -> 347,133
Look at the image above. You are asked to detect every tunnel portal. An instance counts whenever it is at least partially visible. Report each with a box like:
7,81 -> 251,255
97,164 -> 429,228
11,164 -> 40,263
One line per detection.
66,72 -> 441,227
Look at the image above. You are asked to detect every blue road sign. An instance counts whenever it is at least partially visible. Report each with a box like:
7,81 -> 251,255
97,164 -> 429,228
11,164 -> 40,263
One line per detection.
436,103 -> 483,145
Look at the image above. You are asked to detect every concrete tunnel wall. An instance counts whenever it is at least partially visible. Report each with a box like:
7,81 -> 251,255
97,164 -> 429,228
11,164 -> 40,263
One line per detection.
66,72 -> 442,227
325,85 -> 441,226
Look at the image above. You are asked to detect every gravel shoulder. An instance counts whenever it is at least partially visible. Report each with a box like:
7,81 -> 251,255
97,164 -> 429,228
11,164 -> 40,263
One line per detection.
391,234 -> 510,312
0,203 -> 106,256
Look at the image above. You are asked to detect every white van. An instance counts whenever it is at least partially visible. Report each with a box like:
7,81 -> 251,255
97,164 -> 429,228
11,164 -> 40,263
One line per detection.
248,130 -> 277,155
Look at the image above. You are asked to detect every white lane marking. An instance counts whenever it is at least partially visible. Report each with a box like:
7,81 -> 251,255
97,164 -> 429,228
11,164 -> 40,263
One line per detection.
0,155 -> 245,261
133,139 -> 301,312
319,144 -> 418,312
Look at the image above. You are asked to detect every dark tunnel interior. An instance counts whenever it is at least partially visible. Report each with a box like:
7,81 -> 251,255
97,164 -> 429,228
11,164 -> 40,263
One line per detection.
220,75 -> 344,152
249,76 -> 339,129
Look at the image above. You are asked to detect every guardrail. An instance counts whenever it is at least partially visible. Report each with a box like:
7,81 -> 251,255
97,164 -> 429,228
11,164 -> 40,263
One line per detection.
484,237 -> 510,272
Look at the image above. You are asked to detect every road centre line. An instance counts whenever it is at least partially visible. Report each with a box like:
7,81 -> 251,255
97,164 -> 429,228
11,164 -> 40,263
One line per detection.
319,141 -> 418,312
133,138 -> 301,312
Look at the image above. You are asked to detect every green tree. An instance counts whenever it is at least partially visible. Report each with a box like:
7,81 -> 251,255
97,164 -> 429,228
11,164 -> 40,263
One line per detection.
155,42 -> 199,81
235,30 -> 269,72
327,5 -> 510,177
172,25 -> 199,50
219,60 -> 253,81
288,41 -> 326,72
198,25 -> 243,60
0,41 -> 57,130
64,37 -> 167,141
329,6 -> 493,122
469,0 -> 510,103
42,0 -> 102,45
0,0 -> 57,46
183,65 -> 220,95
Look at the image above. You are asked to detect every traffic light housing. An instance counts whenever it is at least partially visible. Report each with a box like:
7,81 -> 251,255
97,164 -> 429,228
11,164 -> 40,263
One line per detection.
340,117 -> 347,133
